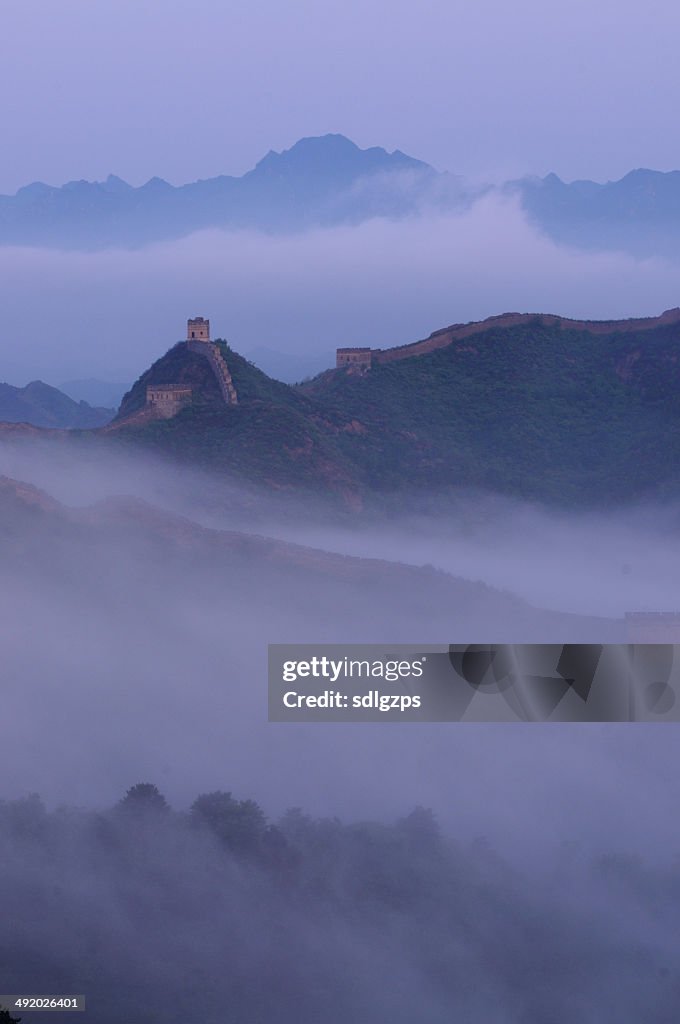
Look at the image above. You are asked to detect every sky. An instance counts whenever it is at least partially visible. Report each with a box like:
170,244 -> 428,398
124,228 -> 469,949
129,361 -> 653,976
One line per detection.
3,196 -> 680,384
2,0 -> 680,194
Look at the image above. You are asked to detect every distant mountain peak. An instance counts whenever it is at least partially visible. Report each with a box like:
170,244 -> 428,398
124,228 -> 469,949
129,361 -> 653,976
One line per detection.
293,132 -> 359,150
0,379 -> 114,429
103,173 -> 132,192
249,133 -> 432,180
260,133 -> 361,161
140,176 -> 172,191
15,180 -> 54,198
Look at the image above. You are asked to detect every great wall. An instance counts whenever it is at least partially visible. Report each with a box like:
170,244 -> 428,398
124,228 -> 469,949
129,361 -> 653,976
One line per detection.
336,306 -> 680,371
145,304 -> 680,417
146,317 -> 238,418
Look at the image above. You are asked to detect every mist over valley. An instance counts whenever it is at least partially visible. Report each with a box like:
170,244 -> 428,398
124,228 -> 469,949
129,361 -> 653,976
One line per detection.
3,1 -> 680,1014
2,244 -> 680,1022
2,437 -> 680,1020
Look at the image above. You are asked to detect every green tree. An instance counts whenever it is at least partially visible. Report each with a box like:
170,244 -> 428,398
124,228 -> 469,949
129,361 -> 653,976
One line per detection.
190,791 -> 266,855
116,782 -> 170,814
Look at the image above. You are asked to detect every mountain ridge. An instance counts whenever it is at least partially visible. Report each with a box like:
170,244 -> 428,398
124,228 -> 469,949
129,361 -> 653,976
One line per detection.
0,379 -> 114,428
2,134 -> 680,257
0,134 -> 443,248
510,167 -> 680,257
365,307 -> 680,365
101,305 -> 680,508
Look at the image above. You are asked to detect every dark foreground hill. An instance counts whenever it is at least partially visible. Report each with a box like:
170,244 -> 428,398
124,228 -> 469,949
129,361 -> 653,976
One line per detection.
109,307 -> 680,508
0,379 -> 114,428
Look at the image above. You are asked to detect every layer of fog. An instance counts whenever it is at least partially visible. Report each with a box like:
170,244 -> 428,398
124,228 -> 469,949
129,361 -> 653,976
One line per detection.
1,437 -> 678,620
261,502 -> 680,618
1,437 -> 680,872
1,194 -> 680,384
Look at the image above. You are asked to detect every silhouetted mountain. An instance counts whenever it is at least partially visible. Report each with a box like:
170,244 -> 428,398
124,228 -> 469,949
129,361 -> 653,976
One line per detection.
109,307 -> 680,507
0,379 -> 114,428
0,135 -> 459,249
247,133 -> 429,188
5,135 -> 680,257
511,168 -> 680,258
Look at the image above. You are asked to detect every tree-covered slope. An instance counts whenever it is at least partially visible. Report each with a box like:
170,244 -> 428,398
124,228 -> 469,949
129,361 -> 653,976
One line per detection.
112,317 -> 680,507
114,342 -> 362,500
303,319 -> 680,503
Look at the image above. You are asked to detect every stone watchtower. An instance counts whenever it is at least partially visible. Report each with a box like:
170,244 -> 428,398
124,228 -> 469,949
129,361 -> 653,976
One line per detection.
336,347 -> 372,370
146,384 -> 192,418
187,316 -> 210,341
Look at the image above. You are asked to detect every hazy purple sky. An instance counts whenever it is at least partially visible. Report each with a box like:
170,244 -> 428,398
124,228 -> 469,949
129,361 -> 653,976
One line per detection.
2,0 -> 680,193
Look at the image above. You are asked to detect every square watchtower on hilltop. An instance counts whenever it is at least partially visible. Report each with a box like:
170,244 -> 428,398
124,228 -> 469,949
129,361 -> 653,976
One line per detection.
336,347 -> 372,369
187,316 -> 210,341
